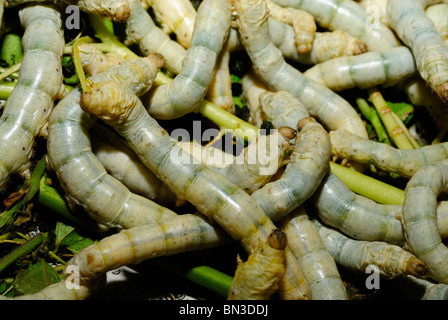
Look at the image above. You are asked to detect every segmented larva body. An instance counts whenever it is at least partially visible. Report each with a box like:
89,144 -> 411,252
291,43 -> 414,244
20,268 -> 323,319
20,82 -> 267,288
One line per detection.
47,55 -> 179,231
329,129 -> 448,179
67,213 -> 231,284
125,0 -> 186,75
143,0 -> 231,120
387,0 -> 448,105
252,117 -> 331,222
266,0 -> 316,54
272,0 -> 400,51
178,130 -> 292,194
91,123 -> 177,205
78,44 -> 124,77
426,3 -> 448,39
66,0 -> 130,21
234,0 -> 369,140
315,220 -> 429,279
268,18 -> 367,66
404,276 -> 448,299
0,4 -> 64,191
357,0 -> 390,27
303,46 -> 418,92
259,89 -> 309,130
6,0 -> 130,22
145,0 -> 197,49
205,28 -> 242,113
313,171 -> 448,243
80,80 -> 311,300
0,276 -> 106,300
241,72 -> 271,127
281,207 -> 348,300
311,173 -> 405,243
228,229 -> 287,300
403,160 -> 448,284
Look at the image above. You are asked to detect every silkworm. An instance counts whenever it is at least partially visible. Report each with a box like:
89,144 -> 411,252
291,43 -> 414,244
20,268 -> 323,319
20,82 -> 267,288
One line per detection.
5,0 -> 130,22
234,0 -> 369,139
280,207 -> 348,300
303,46 -> 417,92
125,0 -> 186,75
315,220 -> 429,279
228,229 -> 286,300
268,18 -> 367,65
0,275 -> 106,300
47,55 -> 179,231
311,172 -> 405,243
426,3 -> 448,39
177,129 -> 292,194
142,0 -> 231,120
387,0 -> 448,105
329,129 -> 448,179
403,160 -> 448,284
241,72 -> 270,127
66,213 -> 231,284
271,0 -> 400,51
91,123 -> 177,205
205,28 -> 241,113
145,0 -> 197,49
0,4 -> 64,191
78,44 -> 124,77
266,0 -> 316,54
258,87 -> 309,130
402,276 -> 448,300
251,117 -> 331,222
79,79 -> 311,300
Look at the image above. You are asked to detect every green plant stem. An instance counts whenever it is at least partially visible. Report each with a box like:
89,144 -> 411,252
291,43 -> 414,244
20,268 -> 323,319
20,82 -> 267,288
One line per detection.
0,63 -> 20,81
329,162 -> 404,205
356,97 -> 392,145
0,232 -> 47,274
368,87 -> 414,150
0,81 -> 16,100
156,257 -> 233,298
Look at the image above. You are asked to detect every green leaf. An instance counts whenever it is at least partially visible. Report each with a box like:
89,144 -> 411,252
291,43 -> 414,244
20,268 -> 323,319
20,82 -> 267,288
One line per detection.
13,260 -> 59,296
55,221 -> 75,246
67,237 -> 94,255
55,221 -> 88,247
387,101 -> 414,124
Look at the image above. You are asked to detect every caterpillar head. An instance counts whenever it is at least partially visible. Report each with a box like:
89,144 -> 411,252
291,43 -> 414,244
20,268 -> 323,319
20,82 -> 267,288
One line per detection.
80,80 -> 138,124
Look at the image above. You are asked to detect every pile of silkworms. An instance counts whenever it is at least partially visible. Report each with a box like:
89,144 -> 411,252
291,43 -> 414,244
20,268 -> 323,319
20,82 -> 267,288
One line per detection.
1,0 -> 448,300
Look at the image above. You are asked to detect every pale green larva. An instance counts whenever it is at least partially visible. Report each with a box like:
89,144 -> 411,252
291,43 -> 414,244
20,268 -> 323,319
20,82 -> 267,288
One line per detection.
143,0 -> 197,49
142,0 -> 231,120
47,55 -> 179,231
234,0 -> 369,140
79,78 -> 311,300
0,4 -> 64,191
281,207 -> 348,300
271,0 -> 400,51
125,0 -> 186,74
387,0 -> 448,104
315,220 -> 429,279
403,159 -> 448,284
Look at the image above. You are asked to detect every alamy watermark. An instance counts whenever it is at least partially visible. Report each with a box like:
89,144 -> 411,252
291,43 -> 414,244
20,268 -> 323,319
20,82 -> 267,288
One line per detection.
365,264 -> 381,290
65,5 -> 81,30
